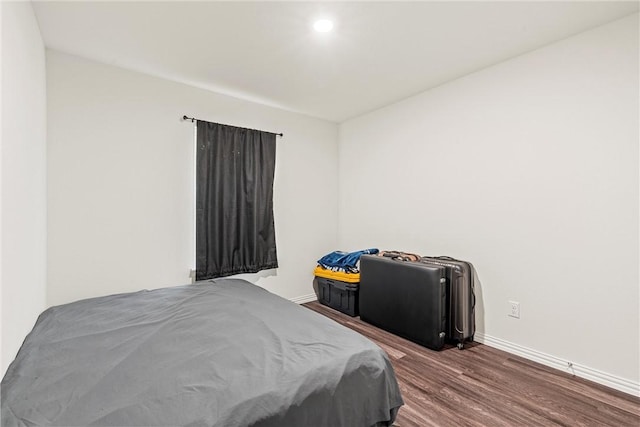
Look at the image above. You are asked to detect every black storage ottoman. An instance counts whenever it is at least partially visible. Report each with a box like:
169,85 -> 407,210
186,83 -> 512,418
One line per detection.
313,277 -> 359,317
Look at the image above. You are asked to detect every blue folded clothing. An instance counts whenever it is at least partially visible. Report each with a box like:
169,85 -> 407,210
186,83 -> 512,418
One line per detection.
318,248 -> 379,273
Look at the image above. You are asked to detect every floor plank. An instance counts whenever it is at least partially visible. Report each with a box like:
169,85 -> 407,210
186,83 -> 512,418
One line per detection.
303,301 -> 640,427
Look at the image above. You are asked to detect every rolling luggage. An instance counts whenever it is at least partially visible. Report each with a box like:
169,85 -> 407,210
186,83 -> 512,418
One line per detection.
421,256 -> 476,349
359,255 -> 448,351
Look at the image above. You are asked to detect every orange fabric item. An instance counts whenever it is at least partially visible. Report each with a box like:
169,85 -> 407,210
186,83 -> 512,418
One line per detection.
313,266 -> 360,283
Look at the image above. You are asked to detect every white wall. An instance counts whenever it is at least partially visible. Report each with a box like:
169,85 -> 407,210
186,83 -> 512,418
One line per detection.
1,0 -> 3,380
47,51 -> 338,307
1,2 -> 48,376
339,14 -> 639,393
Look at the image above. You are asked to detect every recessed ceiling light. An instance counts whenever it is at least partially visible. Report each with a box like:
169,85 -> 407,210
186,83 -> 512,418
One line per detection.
313,19 -> 333,33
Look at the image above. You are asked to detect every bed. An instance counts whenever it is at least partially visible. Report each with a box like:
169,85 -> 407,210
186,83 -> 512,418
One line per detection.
1,278 -> 403,426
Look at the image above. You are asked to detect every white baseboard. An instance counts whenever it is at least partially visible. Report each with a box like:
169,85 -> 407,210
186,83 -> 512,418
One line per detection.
475,332 -> 639,397
289,293 -> 317,304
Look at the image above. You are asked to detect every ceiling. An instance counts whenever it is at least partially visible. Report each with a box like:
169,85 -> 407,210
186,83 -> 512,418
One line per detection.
32,1 -> 639,122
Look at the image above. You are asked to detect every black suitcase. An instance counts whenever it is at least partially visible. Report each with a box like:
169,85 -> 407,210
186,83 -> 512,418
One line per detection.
421,256 -> 476,349
359,255 -> 448,351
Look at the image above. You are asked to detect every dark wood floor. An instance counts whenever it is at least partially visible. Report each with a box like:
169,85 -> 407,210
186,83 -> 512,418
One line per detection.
303,301 -> 640,427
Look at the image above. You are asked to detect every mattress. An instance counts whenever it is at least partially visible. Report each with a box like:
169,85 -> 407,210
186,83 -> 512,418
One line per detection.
1,279 -> 402,426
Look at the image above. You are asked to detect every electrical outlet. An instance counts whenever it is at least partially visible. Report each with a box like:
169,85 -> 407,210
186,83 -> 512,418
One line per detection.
509,301 -> 520,318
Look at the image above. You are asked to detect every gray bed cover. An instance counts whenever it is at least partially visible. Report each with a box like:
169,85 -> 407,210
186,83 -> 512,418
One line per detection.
1,279 -> 403,426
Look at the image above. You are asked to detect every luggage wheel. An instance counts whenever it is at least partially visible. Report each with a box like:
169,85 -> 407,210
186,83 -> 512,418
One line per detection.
457,342 -> 464,350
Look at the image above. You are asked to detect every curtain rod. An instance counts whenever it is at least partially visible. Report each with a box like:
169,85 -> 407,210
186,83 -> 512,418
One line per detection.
182,115 -> 283,137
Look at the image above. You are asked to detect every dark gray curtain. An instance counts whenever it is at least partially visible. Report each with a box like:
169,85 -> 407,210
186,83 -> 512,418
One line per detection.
196,121 -> 278,280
